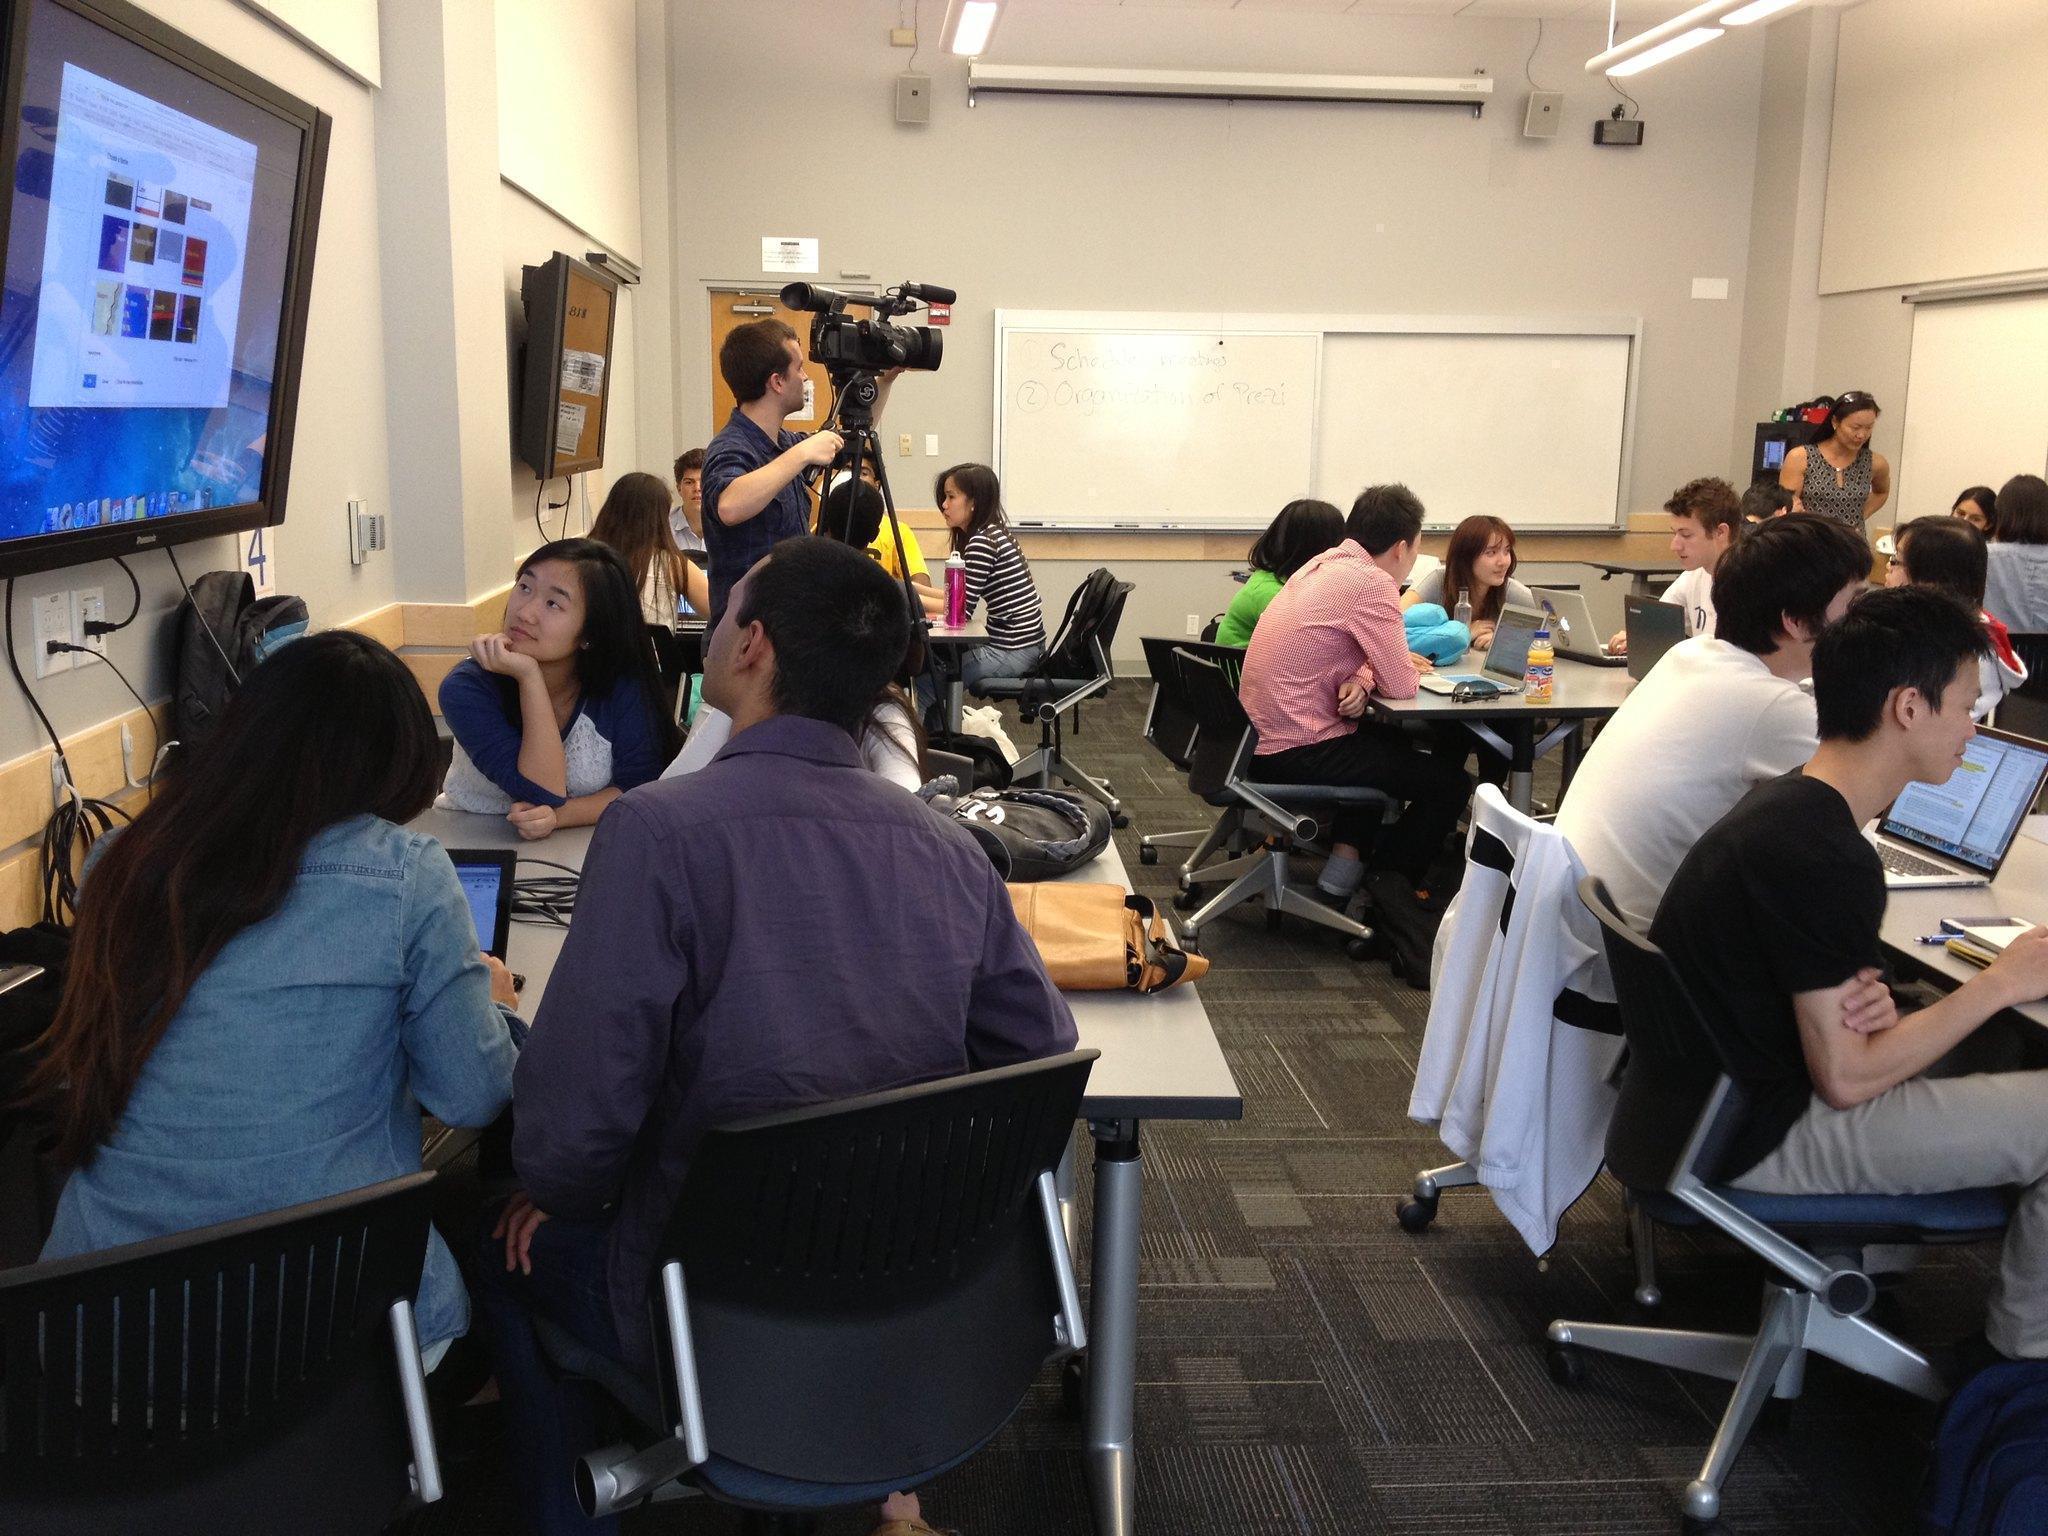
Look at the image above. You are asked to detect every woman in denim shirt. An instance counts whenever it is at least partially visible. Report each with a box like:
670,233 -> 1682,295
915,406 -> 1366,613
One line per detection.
35,631 -> 519,1356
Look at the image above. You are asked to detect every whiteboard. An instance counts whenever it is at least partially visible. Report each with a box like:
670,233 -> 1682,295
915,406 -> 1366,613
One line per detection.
1315,329 -> 1636,531
1897,290 -> 2048,527
993,311 -> 1637,530
994,325 -> 1320,528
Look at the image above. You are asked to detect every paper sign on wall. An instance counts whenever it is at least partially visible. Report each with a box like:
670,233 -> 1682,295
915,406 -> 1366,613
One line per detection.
788,376 -> 816,423
561,347 -> 605,395
242,525 -> 275,596
556,401 -> 587,454
761,236 -> 819,274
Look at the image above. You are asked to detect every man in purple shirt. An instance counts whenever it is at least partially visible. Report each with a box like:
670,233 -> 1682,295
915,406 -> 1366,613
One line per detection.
473,536 -> 1077,1535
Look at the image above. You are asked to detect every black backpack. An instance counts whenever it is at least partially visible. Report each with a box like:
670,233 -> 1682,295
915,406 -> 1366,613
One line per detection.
172,571 -> 309,757
937,786 -> 1111,882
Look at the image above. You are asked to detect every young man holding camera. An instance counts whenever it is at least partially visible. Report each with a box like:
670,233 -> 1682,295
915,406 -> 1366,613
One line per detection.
700,319 -> 901,622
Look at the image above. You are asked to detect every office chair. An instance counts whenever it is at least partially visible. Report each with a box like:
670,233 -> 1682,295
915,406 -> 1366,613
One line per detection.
1168,646 -> 1387,957
0,1172 -> 445,1535
1546,876 -> 2008,1529
646,622 -> 706,727
970,569 -> 1133,826
1136,636 -> 1243,874
1993,632 -> 2048,745
573,1052 -> 1098,1528
1398,787 -> 1629,1286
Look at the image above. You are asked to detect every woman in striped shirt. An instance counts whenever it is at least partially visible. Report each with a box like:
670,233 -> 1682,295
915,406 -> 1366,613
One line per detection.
934,462 -> 1047,688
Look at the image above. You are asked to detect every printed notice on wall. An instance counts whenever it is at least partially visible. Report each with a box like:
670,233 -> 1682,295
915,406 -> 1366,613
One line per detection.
555,401 -> 587,454
560,347 -> 605,396
761,236 -> 819,275
788,375 -> 816,422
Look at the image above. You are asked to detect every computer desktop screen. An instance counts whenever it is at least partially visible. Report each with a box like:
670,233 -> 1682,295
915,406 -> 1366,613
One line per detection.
0,0 -> 327,576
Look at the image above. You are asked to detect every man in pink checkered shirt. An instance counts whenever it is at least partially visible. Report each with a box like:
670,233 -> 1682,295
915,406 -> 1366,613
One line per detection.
1239,484 -> 1474,903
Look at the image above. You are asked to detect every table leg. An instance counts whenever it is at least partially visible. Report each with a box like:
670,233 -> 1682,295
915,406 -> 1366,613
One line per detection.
1506,721 -> 1536,814
1631,572 -> 1656,598
1085,1118 -> 1142,1536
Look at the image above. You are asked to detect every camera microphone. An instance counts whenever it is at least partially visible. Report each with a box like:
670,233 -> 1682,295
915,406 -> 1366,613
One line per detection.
901,282 -> 956,306
779,282 -> 851,311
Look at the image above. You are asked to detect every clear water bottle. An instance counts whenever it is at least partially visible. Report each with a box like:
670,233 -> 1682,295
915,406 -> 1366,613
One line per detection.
1453,588 -> 1472,629
944,552 -> 967,626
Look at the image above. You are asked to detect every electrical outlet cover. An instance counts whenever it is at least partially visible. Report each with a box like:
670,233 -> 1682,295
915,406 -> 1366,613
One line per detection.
33,590 -> 72,677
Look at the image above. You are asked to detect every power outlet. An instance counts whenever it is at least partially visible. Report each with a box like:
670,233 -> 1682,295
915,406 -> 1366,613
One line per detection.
897,433 -> 913,457
70,588 -> 105,667
1185,613 -> 1201,636
32,590 -> 72,677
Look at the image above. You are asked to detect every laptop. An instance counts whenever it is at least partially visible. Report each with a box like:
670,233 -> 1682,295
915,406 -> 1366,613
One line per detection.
1420,602 -> 1546,696
447,849 -> 516,958
1623,594 -> 1687,681
1869,727 -> 2048,888
1532,587 -> 1625,668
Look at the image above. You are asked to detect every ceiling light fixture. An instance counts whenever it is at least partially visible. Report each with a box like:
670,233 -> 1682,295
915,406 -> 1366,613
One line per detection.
941,0 -> 1002,58
1587,0 -> 1811,78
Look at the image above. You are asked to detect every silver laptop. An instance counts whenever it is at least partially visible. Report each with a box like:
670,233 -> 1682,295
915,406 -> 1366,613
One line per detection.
1477,603 -> 1547,691
1532,587 -> 1624,667
1870,727 -> 2048,888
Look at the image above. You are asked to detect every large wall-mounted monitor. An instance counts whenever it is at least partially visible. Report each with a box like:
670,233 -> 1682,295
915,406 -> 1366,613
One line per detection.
0,0 -> 329,578
516,252 -> 616,481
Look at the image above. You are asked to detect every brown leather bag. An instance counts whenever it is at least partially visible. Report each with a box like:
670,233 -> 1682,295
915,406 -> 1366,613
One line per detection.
1005,883 -> 1209,993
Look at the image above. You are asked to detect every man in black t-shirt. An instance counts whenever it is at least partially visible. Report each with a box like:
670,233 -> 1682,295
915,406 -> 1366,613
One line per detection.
1654,586 -> 2048,1362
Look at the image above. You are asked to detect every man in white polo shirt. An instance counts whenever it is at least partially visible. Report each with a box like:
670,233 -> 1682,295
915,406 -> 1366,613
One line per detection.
1557,513 -> 1873,932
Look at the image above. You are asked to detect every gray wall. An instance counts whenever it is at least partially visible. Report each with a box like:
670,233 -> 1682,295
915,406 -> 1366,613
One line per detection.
670,1 -> 1770,514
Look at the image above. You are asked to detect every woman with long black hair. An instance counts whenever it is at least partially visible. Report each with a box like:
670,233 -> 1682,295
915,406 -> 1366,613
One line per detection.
439,538 -> 680,838
35,630 -> 519,1359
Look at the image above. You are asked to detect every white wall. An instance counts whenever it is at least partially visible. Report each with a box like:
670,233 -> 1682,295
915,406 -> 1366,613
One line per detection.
669,1 -> 1769,516
1820,0 -> 2048,296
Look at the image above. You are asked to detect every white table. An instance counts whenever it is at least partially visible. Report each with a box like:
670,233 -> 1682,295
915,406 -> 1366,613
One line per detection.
1365,651 -> 1637,813
410,806 -> 1241,1536
1878,832 -> 2048,1028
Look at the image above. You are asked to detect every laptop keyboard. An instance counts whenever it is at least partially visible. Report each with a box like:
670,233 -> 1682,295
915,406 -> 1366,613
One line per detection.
1878,841 -> 1954,880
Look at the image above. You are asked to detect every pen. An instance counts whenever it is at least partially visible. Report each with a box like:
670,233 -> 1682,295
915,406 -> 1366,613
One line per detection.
1915,934 -> 1951,945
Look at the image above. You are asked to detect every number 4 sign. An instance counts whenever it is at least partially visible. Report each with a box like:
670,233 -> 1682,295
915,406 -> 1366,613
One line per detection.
242,526 -> 276,596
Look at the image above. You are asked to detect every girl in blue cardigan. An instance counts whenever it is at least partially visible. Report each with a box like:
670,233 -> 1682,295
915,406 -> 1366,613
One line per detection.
439,538 -> 678,838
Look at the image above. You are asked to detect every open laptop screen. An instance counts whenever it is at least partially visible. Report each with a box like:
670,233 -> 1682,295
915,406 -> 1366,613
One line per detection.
1484,604 -> 1544,681
448,850 -> 516,958
1881,729 -> 2048,877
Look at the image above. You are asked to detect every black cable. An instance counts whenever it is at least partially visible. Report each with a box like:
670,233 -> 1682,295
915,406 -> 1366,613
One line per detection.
534,475 -> 571,542
164,543 -> 240,687
80,555 -> 143,638
1606,74 -> 1641,119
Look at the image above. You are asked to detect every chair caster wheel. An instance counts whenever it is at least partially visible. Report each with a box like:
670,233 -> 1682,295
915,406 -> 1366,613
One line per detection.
1345,936 -> 1374,961
1138,845 -> 1157,865
1547,1343 -> 1586,1388
1059,1355 -> 1086,1418
1110,811 -> 1130,829
1395,1195 -> 1438,1233
1180,928 -> 1201,953
1173,889 -> 1201,912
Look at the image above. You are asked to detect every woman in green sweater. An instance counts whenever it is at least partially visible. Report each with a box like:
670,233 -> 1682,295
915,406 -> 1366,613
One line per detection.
1215,498 -> 1344,647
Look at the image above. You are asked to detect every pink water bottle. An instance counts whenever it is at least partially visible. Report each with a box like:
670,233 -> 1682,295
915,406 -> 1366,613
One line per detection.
944,552 -> 966,626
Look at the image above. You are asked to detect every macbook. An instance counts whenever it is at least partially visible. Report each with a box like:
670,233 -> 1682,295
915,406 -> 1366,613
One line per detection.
1480,602 -> 1546,688
1870,728 -> 2048,888
447,848 -> 516,958
1532,587 -> 1625,668
1623,594 -> 1687,681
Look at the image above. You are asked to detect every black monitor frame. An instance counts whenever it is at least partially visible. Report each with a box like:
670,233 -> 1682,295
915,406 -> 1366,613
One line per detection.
516,250 -> 617,481
0,0 -> 330,579
1751,420 -> 1806,486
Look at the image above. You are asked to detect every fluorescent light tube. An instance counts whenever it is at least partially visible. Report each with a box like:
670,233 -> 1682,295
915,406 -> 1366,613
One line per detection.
1606,26 -> 1723,76
1719,0 -> 1803,22
948,0 -> 1000,56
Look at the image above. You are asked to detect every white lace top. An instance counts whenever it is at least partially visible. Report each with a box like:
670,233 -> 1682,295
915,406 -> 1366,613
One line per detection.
436,712 -> 615,814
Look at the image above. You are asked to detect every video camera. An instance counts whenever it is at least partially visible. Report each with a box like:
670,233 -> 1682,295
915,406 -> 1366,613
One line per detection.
779,280 -> 951,384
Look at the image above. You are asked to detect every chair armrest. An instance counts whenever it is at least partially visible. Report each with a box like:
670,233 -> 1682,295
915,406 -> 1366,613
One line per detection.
1037,1170 -> 1087,1355
388,1298 -> 443,1505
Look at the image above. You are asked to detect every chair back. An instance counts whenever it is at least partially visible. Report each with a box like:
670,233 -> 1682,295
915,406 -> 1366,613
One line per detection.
0,1173 -> 438,1535
1172,646 -> 1257,800
1995,632 -> 2048,744
655,1051 -> 1097,1486
1576,876 -> 1741,1193
1139,637 -> 1201,770
1039,568 -> 1124,682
